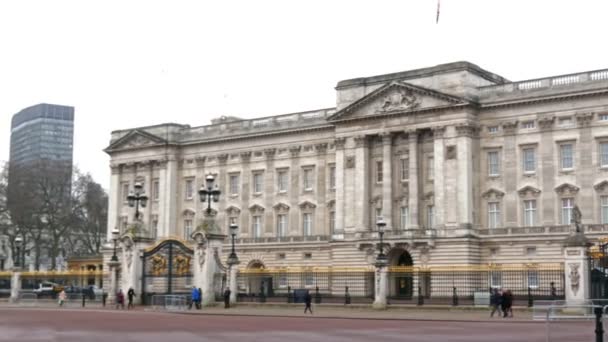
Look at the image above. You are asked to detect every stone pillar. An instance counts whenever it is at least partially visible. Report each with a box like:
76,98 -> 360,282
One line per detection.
108,260 -> 120,304
575,113 -> 595,223
289,146 -> 301,236
354,135 -> 370,232
118,237 -> 146,304
240,152 -> 252,235
107,164 -> 121,241
9,271 -> 21,303
228,262 -> 240,305
315,143 -> 328,235
501,121 -> 518,226
159,155 -> 178,238
455,124 -> 477,229
563,233 -> 590,305
432,127 -> 446,228
334,137 -> 346,233
217,154 -> 229,231
539,117 -> 556,226
380,132 -> 393,229
201,232 -> 226,307
373,264 -> 388,309
264,149 -> 276,236
407,130 -> 419,229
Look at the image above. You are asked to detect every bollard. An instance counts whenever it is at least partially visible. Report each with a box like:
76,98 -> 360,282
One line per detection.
417,286 -> 424,306
287,286 -> 292,303
102,293 -> 107,307
527,287 -> 533,307
452,287 -> 458,306
315,286 -> 321,304
82,295 -> 86,308
595,307 -> 604,342
345,286 -> 351,305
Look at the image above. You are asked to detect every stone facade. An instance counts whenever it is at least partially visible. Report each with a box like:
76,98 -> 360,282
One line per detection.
104,62 -> 608,291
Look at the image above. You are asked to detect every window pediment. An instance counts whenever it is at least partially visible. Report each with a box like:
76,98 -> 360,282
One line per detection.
481,188 -> 505,200
273,202 -> 290,213
370,195 -> 382,206
518,185 -> 541,198
298,201 -> 317,210
554,183 -> 579,196
226,205 -> 241,216
248,204 -> 265,214
327,199 -> 336,210
182,208 -> 196,217
594,180 -> 608,192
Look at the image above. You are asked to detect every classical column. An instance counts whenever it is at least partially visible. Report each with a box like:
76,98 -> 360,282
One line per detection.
334,137 -> 346,234
264,149 -> 276,236
159,155 -> 178,238
106,164 -> 121,241
354,135 -> 370,232
195,156 -> 207,228
315,143 -> 328,235
228,262 -> 239,305
380,132 -> 393,229
455,124 -> 477,228
217,154 -> 229,230
407,130 -> 419,229
576,113 -> 595,223
501,121 -> 519,226
539,117 -> 556,226
289,146 -> 301,235
240,152 -> 252,235
373,265 -> 388,309
108,260 -> 120,304
432,127 -> 446,228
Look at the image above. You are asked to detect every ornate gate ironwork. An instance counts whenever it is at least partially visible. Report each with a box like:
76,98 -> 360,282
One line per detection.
589,240 -> 608,299
141,239 -> 193,304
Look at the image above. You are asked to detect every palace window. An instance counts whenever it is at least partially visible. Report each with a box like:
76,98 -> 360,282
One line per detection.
527,271 -> 539,288
400,158 -> 409,181
561,198 -> 574,225
302,213 -> 312,236
560,143 -> 574,170
252,215 -> 262,238
488,151 -> 500,176
184,179 -> 194,200
488,202 -> 500,229
303,168 -> 314,191
277,170 -> 288,193
229,174 -> 240,196
522,121 -> 535,129
600,142 -> 608,167
277,214 -> 287,237
152,179 -> 160,201
329,165 -> 336,190
400,206 -> 409,229
376,161 -> 383,183
600,114 -> 608,121
490,272 -> 502,288
488,126 -> 499,133
253,173 -> 264,194
122,183 -> 130,202
523,200 -> 537,226
602,196 -> 608,224
522,148 -> 536,173
184,219 -> 193,240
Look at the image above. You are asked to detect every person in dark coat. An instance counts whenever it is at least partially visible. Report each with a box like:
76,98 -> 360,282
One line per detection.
223,288 -> 231,309
502,289 -> 513,318
304,292 -> 313,314
127,287 -> 136,310
190,287 -> 200,310
116,289 -> 125,310
489,288 -> 502,317
197,288 -> 203,309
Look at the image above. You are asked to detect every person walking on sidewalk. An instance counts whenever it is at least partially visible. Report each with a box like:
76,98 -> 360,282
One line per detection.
489,288 -> 502,317
127,287 -> 136,310
223,288 -> 231,309
304,291 -> 313,314
116,289 -> 125,310
58,289 -> 67,307
190,286 -> 200,310
502,289 -> 513,318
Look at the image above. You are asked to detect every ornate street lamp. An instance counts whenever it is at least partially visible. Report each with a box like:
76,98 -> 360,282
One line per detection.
14,236 -> 23,268
111,228 -> 120,262
198,174 -> 221,214
127,182 -> 148,220
376,216 -> 388,264
227,223 -> 239,264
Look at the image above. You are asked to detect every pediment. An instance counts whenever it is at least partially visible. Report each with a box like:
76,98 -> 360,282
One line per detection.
481,188 -> 505,199
273,202 -> 290,211
226,205 -> 241,215
298,200 -> 317,210
248,204 -> 265,214
594,180 -> 608,192
105,130 -> 168,152
518,185 -> 541,197
328,81 -> 472,121
554,183 -> 579,195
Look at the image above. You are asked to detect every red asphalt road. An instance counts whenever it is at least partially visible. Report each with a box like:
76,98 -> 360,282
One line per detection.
0,308 -> 595,342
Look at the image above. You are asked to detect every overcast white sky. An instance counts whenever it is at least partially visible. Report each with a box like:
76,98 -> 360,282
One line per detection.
1,0 -> 607,190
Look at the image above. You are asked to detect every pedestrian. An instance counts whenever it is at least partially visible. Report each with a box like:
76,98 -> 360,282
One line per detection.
489,288 -> 502,317
189,286 -> 199,310
304,291 -> 313,314
197,288 -> 203,309
116,289 -> 125,310
223,288 -> 231,309
550,282 -> 557,301
58,289 -> 67,307
127,287 -> 136,310
502,289 -> 513,318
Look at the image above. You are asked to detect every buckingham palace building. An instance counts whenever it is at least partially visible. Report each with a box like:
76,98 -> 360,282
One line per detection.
104,61 -> 608,303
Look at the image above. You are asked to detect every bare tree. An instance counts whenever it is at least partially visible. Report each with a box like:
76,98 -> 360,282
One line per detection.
68,171 -> 108,256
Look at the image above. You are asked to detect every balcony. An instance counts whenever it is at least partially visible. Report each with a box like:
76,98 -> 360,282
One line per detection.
235,235 -> 330,244
477,225 -> 608,236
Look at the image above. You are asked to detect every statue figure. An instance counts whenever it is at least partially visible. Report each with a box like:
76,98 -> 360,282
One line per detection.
571,205 -> 582,233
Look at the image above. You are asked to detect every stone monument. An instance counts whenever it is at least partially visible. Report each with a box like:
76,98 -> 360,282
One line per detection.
563,205 -> 591,305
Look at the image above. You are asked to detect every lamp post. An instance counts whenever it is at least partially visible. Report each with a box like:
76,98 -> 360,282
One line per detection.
127,182 -> 148,220
373,216 -> 389,309
14,236 -> 22,269
228,223 -> 239,264
111,228 -> 120,262
198,174 -> 221,214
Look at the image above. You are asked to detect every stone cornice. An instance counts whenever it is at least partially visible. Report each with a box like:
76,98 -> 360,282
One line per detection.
264,148 -> 277,159
354,135 -> 369,148
379,132 -> 393,146
575,112 -> 594,127
334,137 -> 347,150
538,116 -> 555,131
240,151 -> 252,162
195,156 -> 206,167
314,143 -> 328,154
501,120 -> 518,135
431,126 -> 447,139
455,124 -> 479,138
480,89 -> 608,110
289,145 -> 302,156
217,154 -> 229,164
